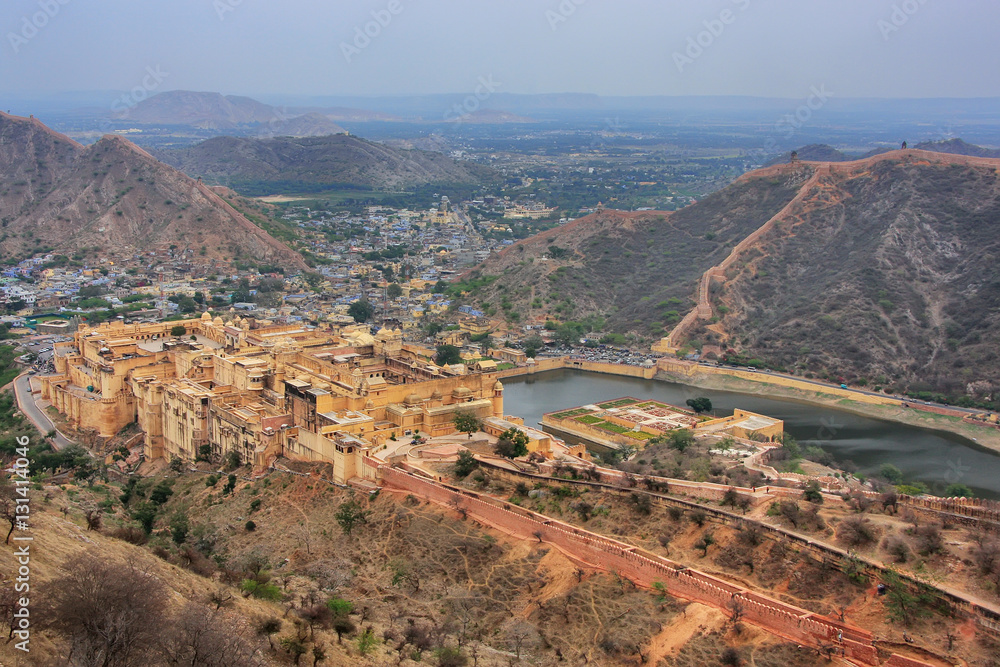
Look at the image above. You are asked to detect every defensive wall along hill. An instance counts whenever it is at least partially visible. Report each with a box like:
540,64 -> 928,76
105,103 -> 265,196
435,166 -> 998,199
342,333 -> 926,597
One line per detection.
374,461 -> 935,666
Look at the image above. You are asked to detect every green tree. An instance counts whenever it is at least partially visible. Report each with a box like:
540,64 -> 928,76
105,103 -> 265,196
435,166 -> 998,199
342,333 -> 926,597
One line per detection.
495,427 -> 529,459
803,480 -> 824,504
434,645 -> 468,667
149,480 -> 174,505
195,444 -> 212,462
944,483 -> 973,498
453,450 -> 479,478
435,344 -> 463,366
335,498 -> 370,535
170,511 -> 189,545
230,278 -> 252,304
356,627 -> 378,656
880,463 -> 903,484
303,272 -> 323,292
452,411 -> 482,439
386,283 -> 403,299
694,531 -> 715,557
347,300 -> 374,323
685,397 -> 713,414
170,325 -> 187,337
224,450 -> 242,469
667,429 -> 694,452
522,334 -> 544,358
326,597 -> 353,617
554,323 -> 583,347
882,568 -> 932,626
171,295 -> 199,313
132,502 -> 158,535
242,579 -> 282,601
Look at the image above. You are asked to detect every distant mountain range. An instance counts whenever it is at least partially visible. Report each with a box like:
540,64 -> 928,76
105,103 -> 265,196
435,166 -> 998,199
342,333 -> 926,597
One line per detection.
0,112 -> 305,269
157,134 -> 497,195
113,90 -> 538,130
915,138 -> 1000,158
116,91 -> 351,135
463,148 -> 1000,400
121,91 -> 280,130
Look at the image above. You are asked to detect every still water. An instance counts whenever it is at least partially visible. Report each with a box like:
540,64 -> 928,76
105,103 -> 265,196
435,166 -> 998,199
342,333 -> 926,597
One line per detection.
502,369 -> 1000,500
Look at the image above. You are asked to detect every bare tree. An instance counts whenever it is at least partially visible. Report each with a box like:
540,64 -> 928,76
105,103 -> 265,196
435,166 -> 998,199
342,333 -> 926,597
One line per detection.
40,551 -> 168,667
297,603 -> 331,640
506,622 -> 533,660
257,617 -> 282,651
0,578 -> 17,642
166,603 -> 265,666
0,478 -> 18,545
728,596 -> 745,629
208,588 -> 234,610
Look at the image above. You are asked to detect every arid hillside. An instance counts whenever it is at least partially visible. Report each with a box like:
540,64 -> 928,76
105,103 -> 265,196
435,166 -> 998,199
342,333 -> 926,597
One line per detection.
461,168 -> 810,333
158,134 -> 498,195
463,150 -> 1000,401
715,151 -> 1000,399
0,112 -> 306,269
255,112 -> 347,139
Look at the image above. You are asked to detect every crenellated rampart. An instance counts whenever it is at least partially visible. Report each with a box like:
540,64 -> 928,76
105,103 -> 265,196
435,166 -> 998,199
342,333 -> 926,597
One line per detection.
378,465 -> 930,666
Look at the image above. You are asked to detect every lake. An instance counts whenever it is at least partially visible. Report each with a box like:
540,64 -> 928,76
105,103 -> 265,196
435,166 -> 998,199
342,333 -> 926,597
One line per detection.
503,369 -> 1000,499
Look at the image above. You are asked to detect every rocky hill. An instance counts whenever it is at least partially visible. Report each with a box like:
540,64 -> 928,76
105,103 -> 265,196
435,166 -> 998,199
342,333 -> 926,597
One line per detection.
121,90 -> 279,129
713,150 -> 1000,399
158,134 -> 496,194
464,150 -> 1000,400
462,169 -> 809,333
255,112 -> 346,138
766,144 -> 853,165
915,138 -> 1000,158
0,112 -> 306,269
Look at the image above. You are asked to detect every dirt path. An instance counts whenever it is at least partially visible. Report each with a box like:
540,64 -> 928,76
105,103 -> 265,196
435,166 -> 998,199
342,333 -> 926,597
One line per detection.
644,603 -> 725,665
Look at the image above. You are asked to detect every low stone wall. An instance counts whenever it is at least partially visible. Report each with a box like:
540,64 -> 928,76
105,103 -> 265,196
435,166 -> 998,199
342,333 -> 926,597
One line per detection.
379,466 -> 901,665
884,655 -> 940,667
542,416 -> 652,451
655,360 -> 900,407
496,358 -> 657,381
475,459 -> 1000,642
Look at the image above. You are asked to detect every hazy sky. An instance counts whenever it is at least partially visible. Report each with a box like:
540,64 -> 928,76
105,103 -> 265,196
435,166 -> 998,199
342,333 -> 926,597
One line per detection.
2,0 -> 998,99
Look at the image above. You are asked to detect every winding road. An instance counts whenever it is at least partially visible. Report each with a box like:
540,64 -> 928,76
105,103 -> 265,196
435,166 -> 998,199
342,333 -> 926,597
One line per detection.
12,373 -> 74,450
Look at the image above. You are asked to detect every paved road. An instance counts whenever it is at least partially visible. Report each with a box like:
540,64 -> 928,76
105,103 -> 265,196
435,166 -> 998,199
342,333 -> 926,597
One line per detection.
12,374 -> 74,450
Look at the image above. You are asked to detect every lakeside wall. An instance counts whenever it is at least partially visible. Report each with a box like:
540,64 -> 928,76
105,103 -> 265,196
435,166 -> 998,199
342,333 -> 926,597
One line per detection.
496,357 -> 656,380
656,358 -> 902,407
497,355 -> 902,409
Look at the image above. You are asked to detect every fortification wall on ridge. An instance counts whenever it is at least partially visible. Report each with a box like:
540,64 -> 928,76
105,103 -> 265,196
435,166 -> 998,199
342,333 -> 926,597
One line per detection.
378,466 -> 901,665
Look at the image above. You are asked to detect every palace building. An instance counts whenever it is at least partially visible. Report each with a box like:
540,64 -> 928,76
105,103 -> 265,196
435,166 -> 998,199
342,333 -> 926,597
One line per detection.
41,313 -> 505,484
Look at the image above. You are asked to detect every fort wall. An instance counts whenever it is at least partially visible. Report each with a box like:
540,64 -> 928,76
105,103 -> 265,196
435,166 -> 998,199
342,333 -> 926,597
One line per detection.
378,465 -> 917,665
